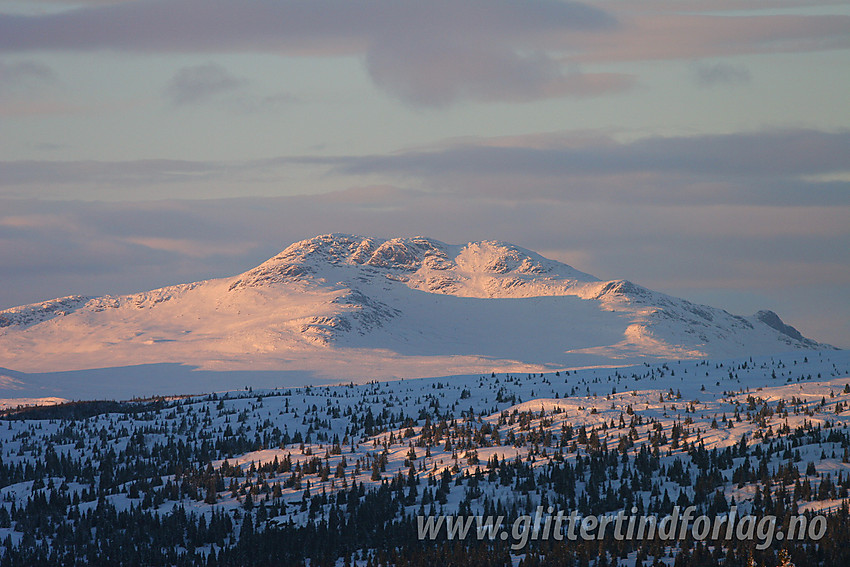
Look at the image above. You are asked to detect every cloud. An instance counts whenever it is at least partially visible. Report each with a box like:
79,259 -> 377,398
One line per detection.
692,61 -> 751,87
230,91 -> 300,113
122,236 -> 254,258
0,158 -> 223,187
577,11 -> 850,63
3,129 -> 849,205
1,1 -> 846,106
164,62 -> 246,105
0,198 -> 261,287
0,59 -> 88,116
329,129 -> 850,206
0,0 -> 622,105
366,42 -> 633,106
0,59 -> 55,87
1,188 -> 848,345
0,59 -> 57,98
0,0 -> 614,53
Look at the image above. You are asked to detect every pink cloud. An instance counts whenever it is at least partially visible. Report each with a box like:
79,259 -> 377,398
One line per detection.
575,12 -> 850,62
1,2 -> 846,105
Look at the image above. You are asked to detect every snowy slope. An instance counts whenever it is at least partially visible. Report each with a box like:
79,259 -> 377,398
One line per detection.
1,349 -> 849,565
0,234 -> 833,398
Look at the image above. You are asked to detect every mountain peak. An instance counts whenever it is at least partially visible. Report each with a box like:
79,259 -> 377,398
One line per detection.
277,234 -> 445,268
230,234 -> 597,291
0,234 -> 832,382
755,309 -> 811,344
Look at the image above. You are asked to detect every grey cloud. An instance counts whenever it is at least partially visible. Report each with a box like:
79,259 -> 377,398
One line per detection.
0,0 -> 614,52
0,158 -> 224,187
17,0 -> 137,4
336,130 -> 850,177
576,10 -> 850,63
231,91 -> 300,113
331,129 -> 850,205
165,63 -> 246,105
1,191 -> 848,346
692,61 -> 751,87
1,2 -> 848,106
0,0 -> 618,105
366,41 -> 633,106
0,157 -> 301,200
34,142 -> 67,152
3,129 -> 849,206
363,6 -> 626,106
0,59 -> 57,96
0,198 -> 262,295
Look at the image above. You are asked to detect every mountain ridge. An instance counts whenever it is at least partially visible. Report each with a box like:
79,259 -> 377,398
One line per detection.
0,234 -> 833,387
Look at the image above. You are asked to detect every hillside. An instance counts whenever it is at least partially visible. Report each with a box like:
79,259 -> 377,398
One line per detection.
0,234 -> 831,400
0,350 -> 849,565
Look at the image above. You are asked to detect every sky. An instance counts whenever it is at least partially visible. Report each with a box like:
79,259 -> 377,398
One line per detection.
0,0 -> 849,348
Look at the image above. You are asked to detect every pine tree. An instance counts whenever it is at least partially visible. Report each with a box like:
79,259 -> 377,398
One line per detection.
778,549 -> 795,567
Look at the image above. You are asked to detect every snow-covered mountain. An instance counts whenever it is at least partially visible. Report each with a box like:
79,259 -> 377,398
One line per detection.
0,234 -> 832,394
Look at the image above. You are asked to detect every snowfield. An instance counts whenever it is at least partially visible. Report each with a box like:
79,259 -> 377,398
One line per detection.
0,234 -> 832,401
0,234 -> 843,564
0,349 -> 848,565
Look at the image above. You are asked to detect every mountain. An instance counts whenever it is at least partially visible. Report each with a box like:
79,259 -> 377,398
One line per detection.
0,234 -> 832,397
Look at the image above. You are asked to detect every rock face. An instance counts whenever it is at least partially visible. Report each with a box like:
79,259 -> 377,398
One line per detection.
0,234 -> 834,383
755,310 -> 811,344
228,235 -> 596,292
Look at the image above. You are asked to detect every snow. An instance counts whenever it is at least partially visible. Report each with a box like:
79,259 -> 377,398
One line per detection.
0,348 -> 848,563
0,397 -> 67,410
0,234 -> 835,401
